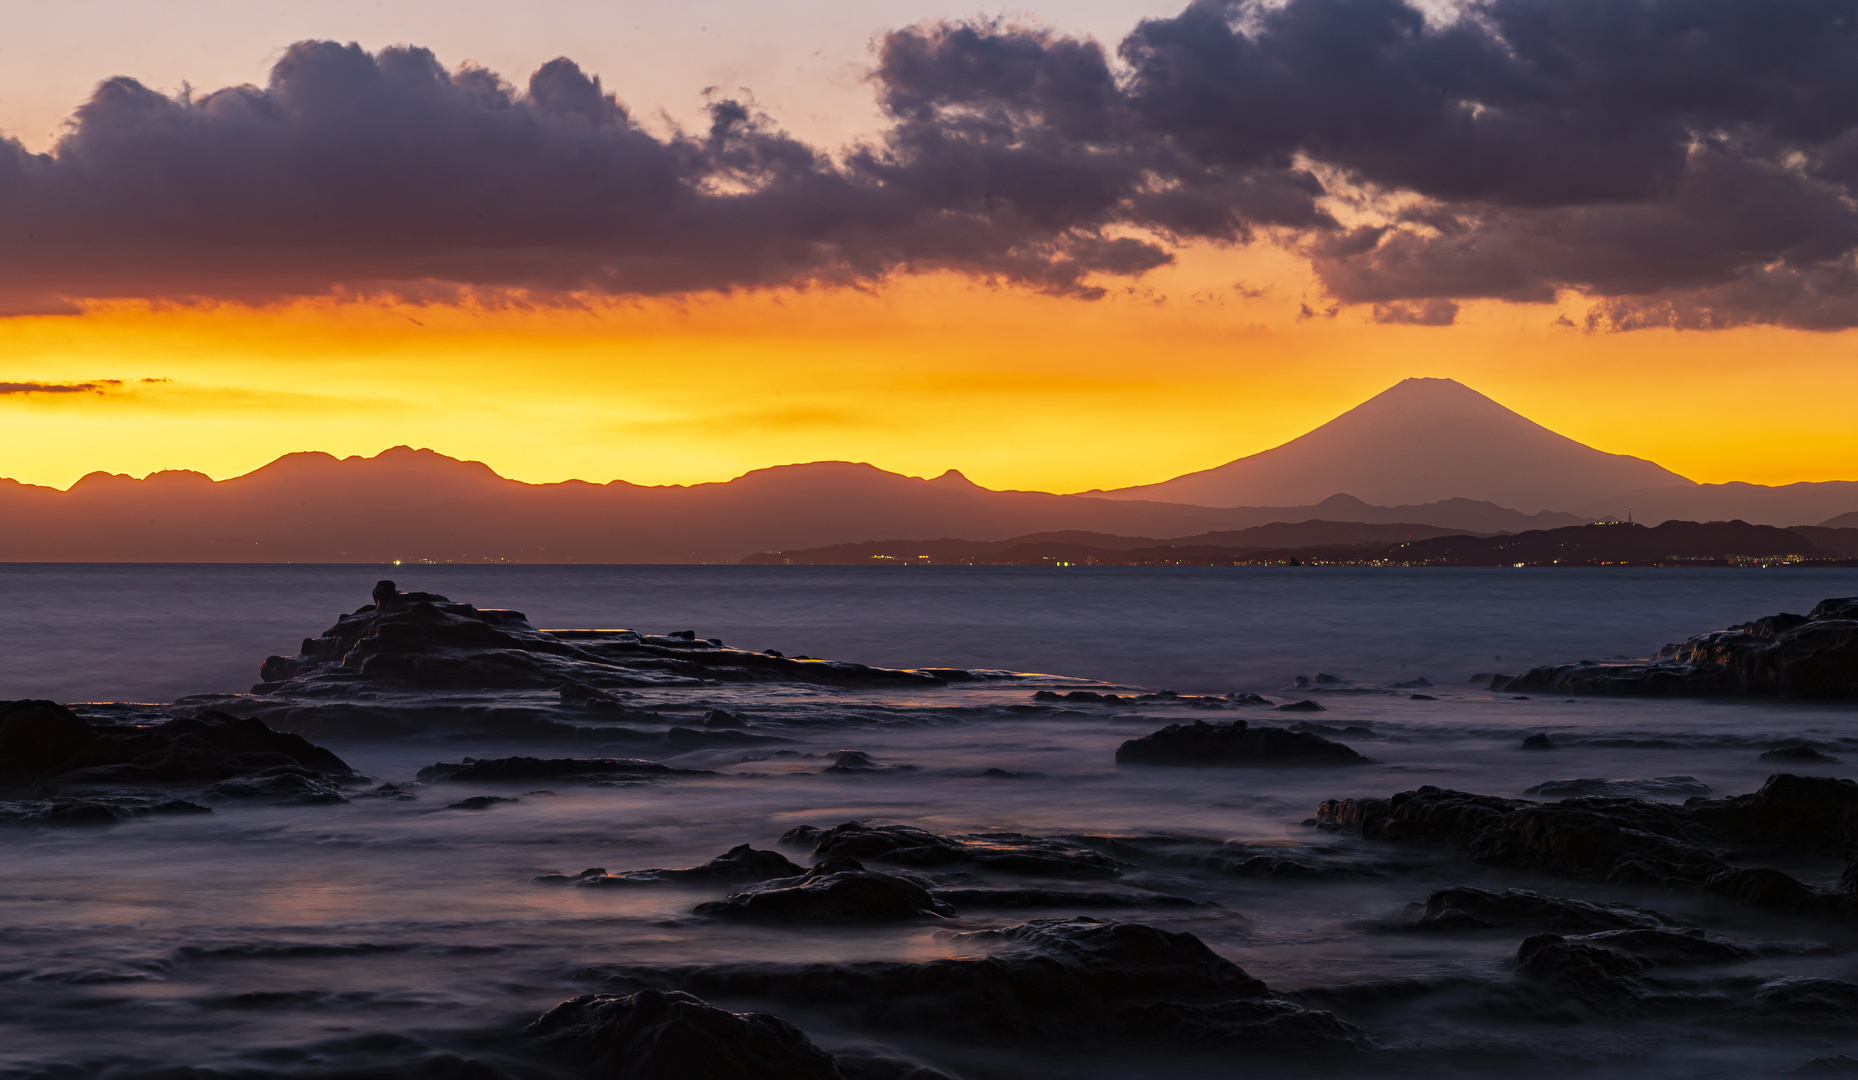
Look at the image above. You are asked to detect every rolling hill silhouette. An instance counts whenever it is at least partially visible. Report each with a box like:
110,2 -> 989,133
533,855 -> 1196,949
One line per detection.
4,379 -> 1856,562
1089,378 -> 1694,514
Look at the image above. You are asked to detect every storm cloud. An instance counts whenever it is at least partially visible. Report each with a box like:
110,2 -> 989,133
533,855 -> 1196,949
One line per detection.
5,0 -> 1858,327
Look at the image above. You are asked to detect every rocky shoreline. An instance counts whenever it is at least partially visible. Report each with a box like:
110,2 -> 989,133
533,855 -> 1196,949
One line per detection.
7,582 -> 1858,1078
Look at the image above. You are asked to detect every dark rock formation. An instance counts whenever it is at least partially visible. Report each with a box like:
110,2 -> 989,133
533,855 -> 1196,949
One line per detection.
1762,745 -> 1843,763
1500,596 -> 1858,699
415,757 -> 706,783
1520,733 -> 1556,750
617,917 -> 1365,1050
1115,719 -> 1371,766
448,795 -> 518,810
255,585 -> 956,698
801,821 -> 1121,878
1516,927 -> 1756,1000
546,845 -> 805,887
0,700 -> 351,789
1522,776 -> 1711,799
821,750 -> 917,774
692,857 -> 956,921
1317,775 -> 1858,912
1274,700 -> 1326,712
527,987 -> 842,1080
1398,886 -> 1689,933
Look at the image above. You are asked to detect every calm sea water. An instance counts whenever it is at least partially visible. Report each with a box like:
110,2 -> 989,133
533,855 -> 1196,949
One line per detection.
4,565 -> 1858,1079
4,564 -> 1856,702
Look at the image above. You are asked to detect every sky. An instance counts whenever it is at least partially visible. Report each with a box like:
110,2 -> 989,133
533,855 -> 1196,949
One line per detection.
2,0 -> 1856,493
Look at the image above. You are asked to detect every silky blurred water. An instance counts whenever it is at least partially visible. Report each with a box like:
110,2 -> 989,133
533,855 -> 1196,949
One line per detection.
3,565 -> 1858,1079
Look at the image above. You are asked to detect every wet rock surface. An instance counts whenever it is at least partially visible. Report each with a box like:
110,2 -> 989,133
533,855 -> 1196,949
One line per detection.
1317,774 -> 1858,912
791,821 -> 1122,878
598,917 -> 1365,1051
1500,596 -> 1858,699
692,858 -> 957,921
0,699 -> 351,787
528,987 -> 843,1080
415,756 -> 706,783
1115,719 -> 1372,766
543,845 -> 806,887
1393,886 -> 1692,933
258,582 -> 955,697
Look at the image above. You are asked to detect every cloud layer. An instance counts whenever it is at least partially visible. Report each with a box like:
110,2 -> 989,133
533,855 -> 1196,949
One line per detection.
5,0 -> 1858,327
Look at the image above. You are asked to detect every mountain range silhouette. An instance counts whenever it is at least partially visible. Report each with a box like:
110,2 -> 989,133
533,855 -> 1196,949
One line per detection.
3,378 -> 1853,562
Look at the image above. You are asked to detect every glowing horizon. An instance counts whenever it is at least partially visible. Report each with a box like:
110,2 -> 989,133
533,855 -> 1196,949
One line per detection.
5,4 -> 1858,496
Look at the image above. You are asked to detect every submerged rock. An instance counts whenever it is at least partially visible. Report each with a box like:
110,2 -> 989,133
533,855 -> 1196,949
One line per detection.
802,821 -> 1121,878
1523,776 -> 1711,800
0,700 -> 352,790
1399,886 -> 1689,933
415,757 -> 706,783
1762,746 -> 1843,763
551,845 -> 805,887
692,857 -> 956,921
528,987 -> 842,1080
1115,719 -> 1372,766
1499,596 -> 1858,699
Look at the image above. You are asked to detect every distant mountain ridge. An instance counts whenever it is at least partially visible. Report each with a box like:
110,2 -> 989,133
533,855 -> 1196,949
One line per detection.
0,450 -> 1598,563
4,377 -> 1857,562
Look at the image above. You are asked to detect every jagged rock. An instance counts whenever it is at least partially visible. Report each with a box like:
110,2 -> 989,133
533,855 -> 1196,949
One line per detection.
203,765 -> 348,805
1400,886 -> 1689,933
0,700 -> 351,788
1500,596 -> 1858,699
1317,778 -> 1858,909
804,821 -> 1120,878
1520,733 -> 1557,750
1273,700 -> 1327,712
527,988 -> 842,1079
551,845 -> 805,887
1515,927 -> 1752,1001
1115,719 -> 1371,766
693,858 -> 956,921
415,757 -> 706,783
1688,773 -> 1858,855
256,583 -> 950,698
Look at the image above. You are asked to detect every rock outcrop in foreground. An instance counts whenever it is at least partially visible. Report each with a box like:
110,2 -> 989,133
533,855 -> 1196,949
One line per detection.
0,699 -> 350,788
0,699 -> 357,824
256,581 -> 966,696
1500,596 -> 1858,699
1315,774 -> 1858,914
528,988 -> 843,1080
602,917 -> 1367,1051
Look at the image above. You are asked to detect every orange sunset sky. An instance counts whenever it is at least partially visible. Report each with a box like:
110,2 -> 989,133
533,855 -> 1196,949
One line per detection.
5,255 -> 1856,495
4,0 -> 1857,494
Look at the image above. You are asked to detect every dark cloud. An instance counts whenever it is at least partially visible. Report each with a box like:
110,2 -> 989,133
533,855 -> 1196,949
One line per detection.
0,380 -> 119,394
5,1 -> 1858,327
1116,0 -> 1858,327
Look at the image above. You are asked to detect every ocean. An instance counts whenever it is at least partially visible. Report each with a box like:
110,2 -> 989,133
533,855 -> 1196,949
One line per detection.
3,565 -> 1857,1079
